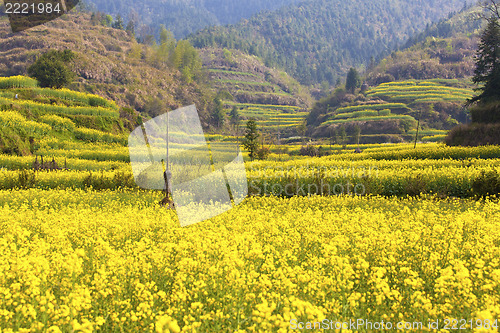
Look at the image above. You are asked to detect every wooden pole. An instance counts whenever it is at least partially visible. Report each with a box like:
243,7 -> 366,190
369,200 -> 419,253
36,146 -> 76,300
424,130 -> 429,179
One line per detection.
160,111 -> 174,209
414,110 -> 422,149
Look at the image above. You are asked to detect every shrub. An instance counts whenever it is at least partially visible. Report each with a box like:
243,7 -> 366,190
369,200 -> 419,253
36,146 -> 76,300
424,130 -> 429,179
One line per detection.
445,123 -> 500,146
256,146 -> 271,160
18,169 -> 36,189
404,174 -> 428,197
299,145 -> 320,157
472,169 -> 500,198
27,50 -> 75,89
470,101 -> 500,124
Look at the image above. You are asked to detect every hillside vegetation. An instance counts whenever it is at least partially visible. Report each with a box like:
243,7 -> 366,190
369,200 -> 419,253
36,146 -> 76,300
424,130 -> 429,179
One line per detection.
190,0 -> 466,85
201,48 -> 311,107
366,5 -> 483,85
0,12 -> 213,123
0,76 -> 131,158
302,4 -> 487,144
199,47 -> 311,136
308,80 -> 473,143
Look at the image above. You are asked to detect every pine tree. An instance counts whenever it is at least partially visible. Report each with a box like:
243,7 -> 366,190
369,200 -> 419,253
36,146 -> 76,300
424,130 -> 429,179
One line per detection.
243,119 -> 260,161
125,20 -> 135,37
112,14 -> 124,30
470,17 -> 500,104
346,67 -> 362,94
229,106 -> 240,126
212,98 -> 226,128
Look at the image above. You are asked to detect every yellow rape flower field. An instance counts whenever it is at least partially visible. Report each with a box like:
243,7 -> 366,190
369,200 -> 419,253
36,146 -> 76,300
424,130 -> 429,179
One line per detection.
0,189 -> 499,332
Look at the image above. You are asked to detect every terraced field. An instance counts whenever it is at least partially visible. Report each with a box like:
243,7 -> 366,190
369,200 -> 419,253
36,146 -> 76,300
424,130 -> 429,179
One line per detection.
201,48 -> 311,135
224,102 -> 307,132
0,76 -> 129,157
212,67 -> 308,134
317,80 -> 474,143
320,105 -> 417,130
0,76 -> 119,116
366,80 -> 474,104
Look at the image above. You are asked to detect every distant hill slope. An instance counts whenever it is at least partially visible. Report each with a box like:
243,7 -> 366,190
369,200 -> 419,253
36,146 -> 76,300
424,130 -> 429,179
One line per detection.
200,47 -> 312,136
305,5 -> 486,144
85,0 -> 300,39
190,0 -> 466,86
366,4 -> 484,85
0,12 -> 213,122
200,48 -> 311,107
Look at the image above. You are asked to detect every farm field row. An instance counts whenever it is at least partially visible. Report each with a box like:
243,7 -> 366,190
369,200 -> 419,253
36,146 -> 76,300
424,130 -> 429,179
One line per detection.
1,153 -> 500,198
225,103 -> 307,131
322,114 -> 416,125
207,68 -> 259,77
2,143 -> 499,169
0,110 -> 126,145
366,80 -> 474,103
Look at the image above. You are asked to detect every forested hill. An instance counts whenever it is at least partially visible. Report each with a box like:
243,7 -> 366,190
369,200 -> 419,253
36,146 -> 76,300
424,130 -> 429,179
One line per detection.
365,4 -> 484,84
85,0 -> 300,39
189,0 -> 467,86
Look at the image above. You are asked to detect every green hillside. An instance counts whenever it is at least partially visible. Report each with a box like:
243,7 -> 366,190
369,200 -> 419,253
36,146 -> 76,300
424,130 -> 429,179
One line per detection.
308,79 -> 473,143
200,48 -> 311,136
304,4 -> 485,144
201,48 -> 311,107
0,76 -> 132,157
224,102 -> 307,136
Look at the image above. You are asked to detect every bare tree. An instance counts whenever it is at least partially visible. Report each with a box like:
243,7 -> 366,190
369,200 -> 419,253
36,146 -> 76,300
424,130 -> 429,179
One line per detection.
60,0 -> 67,12
472,0 -> 500,24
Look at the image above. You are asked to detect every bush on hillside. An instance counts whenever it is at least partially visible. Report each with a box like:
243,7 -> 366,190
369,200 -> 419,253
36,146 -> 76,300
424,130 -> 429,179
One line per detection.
445,123 -> 500,146
469,101 -> 500,123
472,169 -> 500,198
256,147 -> 271,160
27,50 -> 75,89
